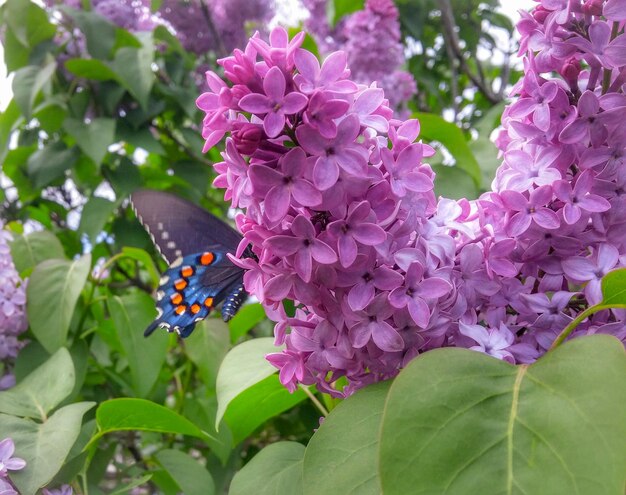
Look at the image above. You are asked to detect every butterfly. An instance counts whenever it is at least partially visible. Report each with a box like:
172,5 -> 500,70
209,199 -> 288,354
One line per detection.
131,190 -> 250,338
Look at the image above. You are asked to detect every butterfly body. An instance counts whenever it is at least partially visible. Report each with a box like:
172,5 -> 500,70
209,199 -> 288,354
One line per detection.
131,190 -> 249,338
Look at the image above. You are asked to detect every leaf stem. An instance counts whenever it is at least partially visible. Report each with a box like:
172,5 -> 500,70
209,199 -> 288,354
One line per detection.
549,303 -> 626,351
300,385 -> 329,417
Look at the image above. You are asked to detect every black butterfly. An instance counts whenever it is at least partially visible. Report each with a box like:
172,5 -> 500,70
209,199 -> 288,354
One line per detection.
131,190 -> 249,338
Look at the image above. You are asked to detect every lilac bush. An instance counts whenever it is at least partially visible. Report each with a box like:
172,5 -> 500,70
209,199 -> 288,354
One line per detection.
0,226 -> 27,391
198,0 -> 626,397
0,438 -> 26,491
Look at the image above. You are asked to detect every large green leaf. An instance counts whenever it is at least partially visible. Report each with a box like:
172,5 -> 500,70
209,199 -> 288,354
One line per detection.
302,381 -> 391,495
108,293 -> 168,398
215,337 -> 280,428
111,33 -> 155,109
78,196 -> 117,243
26,141 -> 79,188
9,230 -> 65,274
92,398 -> 216,445
0,348 -> 74,419
415,112 -> 482,188
64,58 -> 119,81
379,336 -> 626,495
12,61 -> 57,118
63,117 -> 116,166
2,402 -> 95,495
225,375 -> 308,446
27,254 -> 92,353
60,7 -> 116,59
3,0 -> 56,49
185,318 -> 231,388
156,449 -> 215,495
432,164 -> 478,200
229,442 -> 305,495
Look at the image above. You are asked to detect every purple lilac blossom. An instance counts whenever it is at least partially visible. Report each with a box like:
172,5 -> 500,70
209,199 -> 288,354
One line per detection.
198,1 -> 626,396
0,438 -> 26,479
0,225 -> 27,391
43,485 -> 74,495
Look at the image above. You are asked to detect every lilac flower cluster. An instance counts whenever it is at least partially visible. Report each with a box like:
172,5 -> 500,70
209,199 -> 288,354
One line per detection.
0,225 -> 27,391
0,438 -> 26,495
199,26 -> 462,395
199,3 -> 626,395
304,0 -> 417,113
470,0 -> 626,358
158,0 -> 274,55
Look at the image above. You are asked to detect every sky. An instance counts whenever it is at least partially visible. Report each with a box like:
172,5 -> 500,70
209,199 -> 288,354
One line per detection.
0,0 -> 536,111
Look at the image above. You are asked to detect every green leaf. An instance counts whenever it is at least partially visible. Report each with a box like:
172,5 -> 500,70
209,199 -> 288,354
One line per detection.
302,381 -> 391,495
78,196 -> 116,243
156,449 -> 215,495
121,246 -> 160,288
64,58 -> 119,81
9,230 -> 65,274
92,398 -> 216,445
3,402 -> 95,495
329,0 -> 365,25
26,141 -> 79,188
27,254 -> 92,353
229,442 -> 305,495
599,268 -> 626,306
185,318 -> 230,388
108,293 -> 168,398
225,375 -> 308,446
0,348 -> 74,418
4,0 -> 56,49
432,164 -> 479,200
215,337 -> 280,428
12,61 -> 57,118
379,336 -> 626,495
415,112 -> 482,188
63,117 -> 116,166
228,303 -> 267,342
110,33 -> 155,109
61,7 -> 116,59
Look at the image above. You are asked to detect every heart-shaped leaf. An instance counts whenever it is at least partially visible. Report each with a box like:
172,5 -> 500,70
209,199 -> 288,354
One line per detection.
26,254 -> 91,354
379,336 -> 626,495
229,442 -> 305,495
0,348 -> 74,418
2,402 -> 95,495
215,337 -> 280,428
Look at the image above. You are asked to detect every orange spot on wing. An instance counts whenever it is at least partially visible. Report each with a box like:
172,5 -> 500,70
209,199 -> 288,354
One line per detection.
204,297 -> 214,308
170,293 -> 183,305
181,266 -> 194,277
174,279 -> 188,291
190,303 -> 201,314
175,305 -> 187,315
200,252 -> 215,265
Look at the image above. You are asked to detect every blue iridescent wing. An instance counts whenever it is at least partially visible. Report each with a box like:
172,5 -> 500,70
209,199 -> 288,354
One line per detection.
131,190 -> 248,337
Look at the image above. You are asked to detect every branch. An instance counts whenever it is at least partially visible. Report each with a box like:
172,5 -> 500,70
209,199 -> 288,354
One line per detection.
438,0 -> 501,104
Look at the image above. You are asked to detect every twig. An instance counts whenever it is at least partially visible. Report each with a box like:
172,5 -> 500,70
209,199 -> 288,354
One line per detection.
438,0 -> 501,104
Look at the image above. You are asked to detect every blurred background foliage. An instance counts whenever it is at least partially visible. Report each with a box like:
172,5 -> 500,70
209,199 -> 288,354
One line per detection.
0,0 -> 522,492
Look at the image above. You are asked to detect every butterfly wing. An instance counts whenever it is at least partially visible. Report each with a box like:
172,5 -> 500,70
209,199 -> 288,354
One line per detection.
131,190 -> 248,337
131,189 -> 242,263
